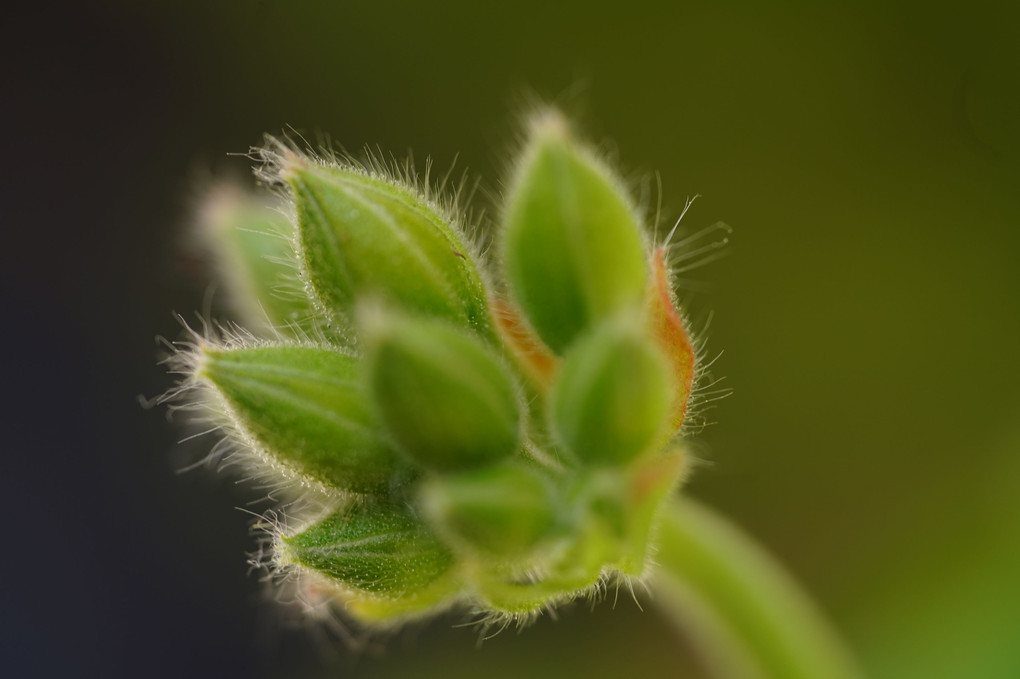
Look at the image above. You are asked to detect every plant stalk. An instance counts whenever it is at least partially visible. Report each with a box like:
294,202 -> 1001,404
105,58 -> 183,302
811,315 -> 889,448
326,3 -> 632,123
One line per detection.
652,499 -> 864,679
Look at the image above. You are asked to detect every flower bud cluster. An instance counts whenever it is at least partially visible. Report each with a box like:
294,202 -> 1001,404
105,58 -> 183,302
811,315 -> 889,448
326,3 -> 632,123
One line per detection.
182,111 -> 700,625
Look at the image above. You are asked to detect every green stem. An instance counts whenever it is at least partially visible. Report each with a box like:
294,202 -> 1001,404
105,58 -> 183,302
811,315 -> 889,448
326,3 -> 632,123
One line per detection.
652,498 -> 864,679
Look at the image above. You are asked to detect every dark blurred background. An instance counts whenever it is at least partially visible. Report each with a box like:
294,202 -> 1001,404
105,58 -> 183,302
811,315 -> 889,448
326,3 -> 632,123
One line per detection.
3,1 -> 1018,677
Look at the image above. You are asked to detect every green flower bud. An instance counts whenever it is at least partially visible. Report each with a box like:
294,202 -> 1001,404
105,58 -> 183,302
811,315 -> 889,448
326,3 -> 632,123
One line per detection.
282,155 -> 492,339
165,111 -> 736,633
195,183 -> 315,336
420,462 -> 556,559
280,502 -> 455,598
502,112 -> 649,353
363,308 -> 523,471
550,316 -> 674,466
196,343 -> 400,493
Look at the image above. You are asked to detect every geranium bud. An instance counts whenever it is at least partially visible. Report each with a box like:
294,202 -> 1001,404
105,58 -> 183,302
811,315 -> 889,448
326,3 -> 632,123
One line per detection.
196,343 -> 400,493
363,308 -> 522,471
502,112 -> 648,353
195,183 -> 315,335
420,462 -> 556,559
550,316 -> 674,466
283,156 -> 493,339
281,502 -> 455,598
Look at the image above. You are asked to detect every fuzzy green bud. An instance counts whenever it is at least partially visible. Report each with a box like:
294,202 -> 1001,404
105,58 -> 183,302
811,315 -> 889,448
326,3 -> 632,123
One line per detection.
550,317 -> 674,466
282,156 -> 492,338
167,110 -> 725,631
364,309 -> 522,471
420,462 -> 556,559
502,112 -> 649,353
281,502 -> 455,598
195,183 -> 315,336
196,343 -> 400,493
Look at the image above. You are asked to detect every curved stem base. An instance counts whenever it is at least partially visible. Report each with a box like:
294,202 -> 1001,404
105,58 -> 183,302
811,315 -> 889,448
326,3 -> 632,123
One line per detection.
652,499 -> 864,679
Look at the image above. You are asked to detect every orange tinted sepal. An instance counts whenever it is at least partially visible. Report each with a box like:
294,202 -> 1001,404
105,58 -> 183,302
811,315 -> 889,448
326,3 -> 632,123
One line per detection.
647,248 -> 695,431
491,297 -> 558,388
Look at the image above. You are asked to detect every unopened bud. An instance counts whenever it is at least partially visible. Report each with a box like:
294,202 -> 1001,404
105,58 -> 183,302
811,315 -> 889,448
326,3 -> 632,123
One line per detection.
617,449 -> 687,575
420,462 -> 556,559
281,502 -> 455,598
502,112 -> 648,353
550,317 -> 674,466
195,183 -> 315,335
283,157 -> 492,338
196,343 -> 399,493
364,309 -> 522,471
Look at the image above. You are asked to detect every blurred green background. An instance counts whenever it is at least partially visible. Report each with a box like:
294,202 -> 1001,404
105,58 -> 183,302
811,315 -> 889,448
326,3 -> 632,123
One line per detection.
3,1 -> 1018,677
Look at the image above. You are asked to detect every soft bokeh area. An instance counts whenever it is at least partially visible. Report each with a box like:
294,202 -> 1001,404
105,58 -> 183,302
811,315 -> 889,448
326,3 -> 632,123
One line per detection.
4,1 -> 1018,677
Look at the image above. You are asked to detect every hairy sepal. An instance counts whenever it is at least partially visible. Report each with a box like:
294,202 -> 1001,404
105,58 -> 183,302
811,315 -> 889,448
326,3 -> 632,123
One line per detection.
283,156 -> 493,340
196,342 -> 401,493
280,502 -> 459,604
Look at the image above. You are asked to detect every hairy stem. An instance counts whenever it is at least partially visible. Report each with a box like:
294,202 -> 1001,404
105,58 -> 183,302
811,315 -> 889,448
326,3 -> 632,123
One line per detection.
652,499 -> 864,679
